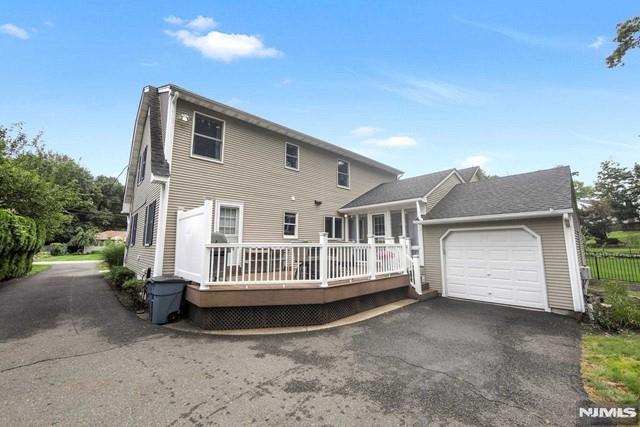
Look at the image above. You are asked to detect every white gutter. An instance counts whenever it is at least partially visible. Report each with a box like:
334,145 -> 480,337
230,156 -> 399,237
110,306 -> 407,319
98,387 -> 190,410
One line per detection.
339,197 -> 423,214
415,209 -> 574,225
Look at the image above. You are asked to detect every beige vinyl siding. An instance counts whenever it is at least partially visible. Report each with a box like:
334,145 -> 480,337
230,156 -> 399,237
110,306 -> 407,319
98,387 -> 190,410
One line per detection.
124,113 -> 162,277
425,172 -> 462,212
422,217 -> 575,311
469,172 -> 480,182
162,99 -> 398,275
573,213 -> 586,265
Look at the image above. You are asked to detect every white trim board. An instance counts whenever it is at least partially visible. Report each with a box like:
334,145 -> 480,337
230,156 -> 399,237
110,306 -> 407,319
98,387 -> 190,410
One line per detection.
563,213 -> 585,312
417,209 -> 574,225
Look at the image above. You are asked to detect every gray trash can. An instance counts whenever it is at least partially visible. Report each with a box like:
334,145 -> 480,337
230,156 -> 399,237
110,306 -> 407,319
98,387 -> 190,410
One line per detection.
146,276 -> 189,324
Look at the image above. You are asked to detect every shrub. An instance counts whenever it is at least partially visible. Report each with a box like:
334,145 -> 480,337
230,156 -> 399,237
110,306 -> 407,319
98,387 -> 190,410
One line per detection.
103,242 -> 125,267
108,266 -> 137,288
593,282 -> 640,331
605,237 -> 621,246
49,243 -> 67,256
0,209 -> 45,280
122,278 -> 146,308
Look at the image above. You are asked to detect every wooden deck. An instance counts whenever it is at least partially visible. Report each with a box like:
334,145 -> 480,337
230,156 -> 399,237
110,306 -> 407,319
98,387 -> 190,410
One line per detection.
185,273 -> 411,308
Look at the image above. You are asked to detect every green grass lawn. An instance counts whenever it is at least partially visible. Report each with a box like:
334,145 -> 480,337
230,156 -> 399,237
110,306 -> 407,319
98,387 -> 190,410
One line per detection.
590,280 -> 640,298
582,331 -> 640,406
34,252 -> 104,262
609,230 -> 640,248
26,264 -> 51,276
586,230 -> 640,256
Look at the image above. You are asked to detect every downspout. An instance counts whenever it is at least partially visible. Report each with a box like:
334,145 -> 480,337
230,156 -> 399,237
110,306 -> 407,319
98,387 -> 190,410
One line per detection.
416,199 -> 425,266
153,89 -> 179,276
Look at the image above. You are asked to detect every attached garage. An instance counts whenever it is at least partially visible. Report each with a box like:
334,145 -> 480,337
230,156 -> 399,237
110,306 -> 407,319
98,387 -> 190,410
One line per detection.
417,166 -> 586,315
442,227 -> 548,310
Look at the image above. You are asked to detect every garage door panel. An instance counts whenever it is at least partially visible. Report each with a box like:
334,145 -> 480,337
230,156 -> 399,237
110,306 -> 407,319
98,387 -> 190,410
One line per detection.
444,228 -> 546,310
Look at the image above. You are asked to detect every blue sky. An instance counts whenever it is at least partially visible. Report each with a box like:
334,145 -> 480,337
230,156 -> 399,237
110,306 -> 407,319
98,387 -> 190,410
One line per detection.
1,1 -> 639,184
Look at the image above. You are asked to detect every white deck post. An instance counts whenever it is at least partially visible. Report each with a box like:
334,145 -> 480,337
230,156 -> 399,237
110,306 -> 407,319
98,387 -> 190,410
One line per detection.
412,255 -> 422,295
368,235 -> 376,279
319,232 -> 329,287
200,200 -> 213,289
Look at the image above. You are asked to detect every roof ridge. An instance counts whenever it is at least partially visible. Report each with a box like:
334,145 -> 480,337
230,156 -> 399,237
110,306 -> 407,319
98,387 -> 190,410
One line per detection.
460,165 -> 570,187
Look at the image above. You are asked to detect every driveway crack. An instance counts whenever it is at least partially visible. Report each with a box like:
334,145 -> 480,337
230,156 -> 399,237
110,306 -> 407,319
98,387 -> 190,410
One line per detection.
0,336 -> 159,374
359,350 -> 549,424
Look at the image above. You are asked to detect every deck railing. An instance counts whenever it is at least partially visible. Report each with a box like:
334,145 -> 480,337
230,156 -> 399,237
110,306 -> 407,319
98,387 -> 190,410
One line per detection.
202,233 -> 419,290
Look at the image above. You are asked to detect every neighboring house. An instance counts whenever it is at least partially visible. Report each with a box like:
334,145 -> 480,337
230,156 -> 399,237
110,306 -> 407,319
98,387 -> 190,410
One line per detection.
122,84 -> 587,329
84,230 -> 127,253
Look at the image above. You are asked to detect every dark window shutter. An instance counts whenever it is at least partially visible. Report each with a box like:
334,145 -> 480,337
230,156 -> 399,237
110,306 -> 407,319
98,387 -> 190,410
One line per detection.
144,201 -> 156,246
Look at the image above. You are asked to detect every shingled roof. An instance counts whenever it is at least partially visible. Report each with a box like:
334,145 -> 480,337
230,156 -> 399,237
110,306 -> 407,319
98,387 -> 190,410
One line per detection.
456,166 -> 480,182
342,169 -> 457,209
424,166 -> 574,220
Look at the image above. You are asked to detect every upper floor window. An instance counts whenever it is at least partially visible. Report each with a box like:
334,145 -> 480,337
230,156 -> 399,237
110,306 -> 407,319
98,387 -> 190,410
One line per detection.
192,112 -> 224,162
283,212 -> 298,238
285,142 -> 299,170
137,146 -> 147,184
337,159 -> 350,189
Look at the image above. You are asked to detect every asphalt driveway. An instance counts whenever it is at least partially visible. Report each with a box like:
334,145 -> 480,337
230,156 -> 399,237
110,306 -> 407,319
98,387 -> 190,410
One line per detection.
0,263 -> 587,426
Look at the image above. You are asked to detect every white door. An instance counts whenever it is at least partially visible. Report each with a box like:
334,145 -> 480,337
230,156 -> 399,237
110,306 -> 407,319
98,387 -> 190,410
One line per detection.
443,228 -> 547,310
215,203 -> 243,266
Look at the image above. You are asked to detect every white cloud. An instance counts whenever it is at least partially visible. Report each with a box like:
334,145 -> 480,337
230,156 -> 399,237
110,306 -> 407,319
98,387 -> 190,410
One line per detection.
164,15 -> 185,25
381,77 -> 486,107
361,136 -> 417,148
454,17 -> 578,50
589,36 -> 606,49
186,16 -> 217,32
460,154 -> 492,168
164,16 -> 282,62
351,126 -> 382,137
0,23 -> 29,40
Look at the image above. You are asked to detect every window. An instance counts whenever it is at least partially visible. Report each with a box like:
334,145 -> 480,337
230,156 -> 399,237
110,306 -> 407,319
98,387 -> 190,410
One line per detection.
348,216 -> 356,242
143,201 -> 156,246
137,146 -> 147,184
358,215 -> 368,243
129,214 -> 138,246
192,112 -> 224,161
283,212 -> 298,238
324,216 -> 343,240
372,214 -> 385,243
285,142 -> 299,170
337,159 -> 350,188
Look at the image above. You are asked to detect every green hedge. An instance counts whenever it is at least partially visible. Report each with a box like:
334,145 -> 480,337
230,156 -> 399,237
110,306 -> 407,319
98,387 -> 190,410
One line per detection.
0,209 -> 45,280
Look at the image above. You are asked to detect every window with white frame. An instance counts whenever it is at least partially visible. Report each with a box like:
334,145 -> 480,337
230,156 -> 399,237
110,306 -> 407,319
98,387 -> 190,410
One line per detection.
283,212 -> 298,238
285,142 -> 299,170
192,112 -> 224,161
324,216 -> 343,240
137,146 -> 147,184
372,214 -> 386,242
337,159 -> 350,188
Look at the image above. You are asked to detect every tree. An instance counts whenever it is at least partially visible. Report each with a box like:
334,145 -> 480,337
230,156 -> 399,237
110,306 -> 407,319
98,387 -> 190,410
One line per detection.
594,160 -> 637,223
573,179 -> 593,200
580,199 -> 613,245
607,16 -> 640,68
67,227 -> 97,253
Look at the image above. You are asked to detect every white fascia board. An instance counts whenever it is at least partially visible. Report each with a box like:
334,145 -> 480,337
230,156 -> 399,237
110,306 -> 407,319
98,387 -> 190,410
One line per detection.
416,209 -> 574,225
339,198 -> 423,214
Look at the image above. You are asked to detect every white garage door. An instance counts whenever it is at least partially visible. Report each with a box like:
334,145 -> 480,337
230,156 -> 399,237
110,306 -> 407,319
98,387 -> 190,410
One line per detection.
443,228 -> 547,310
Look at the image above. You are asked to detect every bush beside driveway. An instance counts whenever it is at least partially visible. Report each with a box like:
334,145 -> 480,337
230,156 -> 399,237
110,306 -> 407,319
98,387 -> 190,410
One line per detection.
0,262 -> 586,426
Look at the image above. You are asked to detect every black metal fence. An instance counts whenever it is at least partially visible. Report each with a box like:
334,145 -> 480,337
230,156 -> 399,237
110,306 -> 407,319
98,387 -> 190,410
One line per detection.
586,252 -> 640,282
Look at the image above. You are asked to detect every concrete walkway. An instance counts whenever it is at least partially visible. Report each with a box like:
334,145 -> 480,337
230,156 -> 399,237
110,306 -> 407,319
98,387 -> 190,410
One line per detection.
0,263 -> 587,426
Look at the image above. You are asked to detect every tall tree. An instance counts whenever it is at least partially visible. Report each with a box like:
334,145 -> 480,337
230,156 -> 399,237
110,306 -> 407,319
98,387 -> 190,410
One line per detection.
573,179 -> 593,200
594,160 -> 636,223
607,16 -> 640,68
580,199 -> 613,245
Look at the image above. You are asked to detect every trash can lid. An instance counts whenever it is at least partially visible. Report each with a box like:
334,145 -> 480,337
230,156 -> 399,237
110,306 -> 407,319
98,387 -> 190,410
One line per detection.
146,275 -> 191,284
